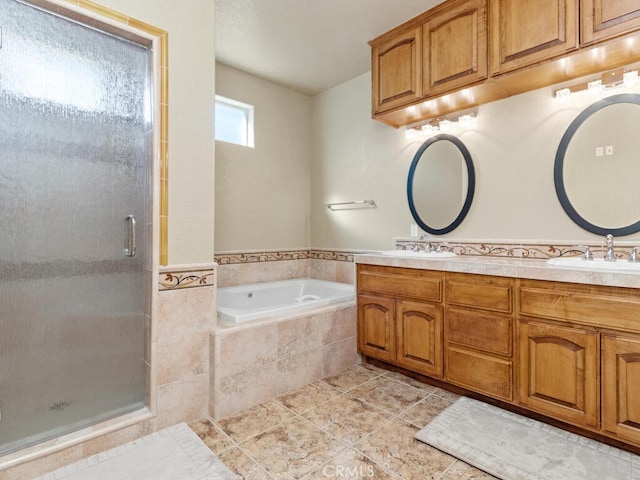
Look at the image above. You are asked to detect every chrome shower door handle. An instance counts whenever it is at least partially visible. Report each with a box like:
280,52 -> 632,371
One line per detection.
125,215 -> 136,257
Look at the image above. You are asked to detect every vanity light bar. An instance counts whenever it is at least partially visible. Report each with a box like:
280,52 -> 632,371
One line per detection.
404,108 -> 478,139
554,67 -> 639,101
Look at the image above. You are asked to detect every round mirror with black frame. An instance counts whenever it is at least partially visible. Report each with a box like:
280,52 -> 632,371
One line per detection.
407,134 -> 475,235
554,93 -> 640,236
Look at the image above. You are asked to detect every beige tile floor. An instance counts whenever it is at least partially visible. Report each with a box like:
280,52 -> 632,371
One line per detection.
189,364 -> 498,480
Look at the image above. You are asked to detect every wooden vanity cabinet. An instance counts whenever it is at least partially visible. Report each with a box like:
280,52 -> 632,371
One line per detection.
518,279 -> 640,436
444,273 -> 514,401
488,0 -> 579,75
581,0 -> 640,45
357,264 -> 640,449
602,334 -> 640,445
371,26 -> 422,115
357,264 -> 444,378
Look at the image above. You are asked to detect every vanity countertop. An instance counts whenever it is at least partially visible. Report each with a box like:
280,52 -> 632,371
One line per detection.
355,253 -> 640,289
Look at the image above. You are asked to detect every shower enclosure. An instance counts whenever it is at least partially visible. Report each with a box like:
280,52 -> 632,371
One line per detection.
0,0 -> 151,454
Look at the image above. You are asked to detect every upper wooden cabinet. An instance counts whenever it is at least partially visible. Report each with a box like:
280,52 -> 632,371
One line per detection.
582,0 -> 640,45
489,0 -> 579,75
371,26 -> 422,115
370,0 -> 640,127
370,0 -> 508,127
423,0 -> 488,95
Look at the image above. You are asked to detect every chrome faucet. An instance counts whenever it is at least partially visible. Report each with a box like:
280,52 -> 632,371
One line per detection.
604,234 -> 616,262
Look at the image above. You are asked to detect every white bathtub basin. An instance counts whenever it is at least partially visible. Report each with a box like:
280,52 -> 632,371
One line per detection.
217,278 -> 355,324
381,250 -> 457,258
546,257 -> 640,272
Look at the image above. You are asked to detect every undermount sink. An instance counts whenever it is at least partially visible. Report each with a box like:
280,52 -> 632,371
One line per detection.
546,257 -> 640,272
381,250 -> 457,258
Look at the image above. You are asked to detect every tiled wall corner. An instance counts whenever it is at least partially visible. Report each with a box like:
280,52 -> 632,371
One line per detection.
322,336 -> 358,378
155,264 -> 216,429
156,373 -> 210,429
309,258 -> 356,284
320,305 -> 358,378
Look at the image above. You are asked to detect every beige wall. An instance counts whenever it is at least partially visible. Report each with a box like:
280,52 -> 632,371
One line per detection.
214,63 -> 312,252
98,0 -> 216,264
311,72 -> 640,250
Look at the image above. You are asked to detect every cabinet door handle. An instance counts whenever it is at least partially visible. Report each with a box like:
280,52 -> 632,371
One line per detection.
125,215 -> 136,257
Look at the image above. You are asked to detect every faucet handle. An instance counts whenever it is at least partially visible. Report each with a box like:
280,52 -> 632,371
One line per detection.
582,246 -> 593,261
629,247 -> 639,263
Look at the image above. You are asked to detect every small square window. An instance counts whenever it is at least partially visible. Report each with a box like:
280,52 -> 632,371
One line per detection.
215,95 -> 254,148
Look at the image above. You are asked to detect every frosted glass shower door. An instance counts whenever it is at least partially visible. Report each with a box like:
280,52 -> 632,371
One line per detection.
0,0 -> 150,454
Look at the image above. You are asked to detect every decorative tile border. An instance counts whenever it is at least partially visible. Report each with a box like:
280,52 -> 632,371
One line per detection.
205,241 -> 640,284
394,240 -> 638,260
214,250 -> 311,265
309,250 -> 355,262
158,265 -> 215,291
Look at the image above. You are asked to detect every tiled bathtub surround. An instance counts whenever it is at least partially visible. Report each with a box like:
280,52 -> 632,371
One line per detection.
210,303 -> 358,420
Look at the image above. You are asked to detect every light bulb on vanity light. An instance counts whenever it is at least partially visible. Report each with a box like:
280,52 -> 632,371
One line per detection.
421,123 -> 439,135
624,70 -> 639,87
588,80 -> 603,95
555,87 -> 571,103
457,113 -> 475,128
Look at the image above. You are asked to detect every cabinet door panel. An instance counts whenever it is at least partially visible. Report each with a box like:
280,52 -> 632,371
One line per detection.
371,27 -> 422,114
358,295 -> 396,363
518,321 -> 599,428
582,0 -> 640,44
602,335 -> 640,444
490,0 -> 578,74
423,0 -> 487,95
396,300 -> 443,377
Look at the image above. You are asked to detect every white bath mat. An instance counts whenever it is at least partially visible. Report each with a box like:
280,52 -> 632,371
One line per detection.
35,423 -> 237,480
416,396 -> 640,480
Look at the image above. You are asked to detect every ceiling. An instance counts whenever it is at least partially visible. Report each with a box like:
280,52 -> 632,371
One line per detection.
215,0 -> 444,96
